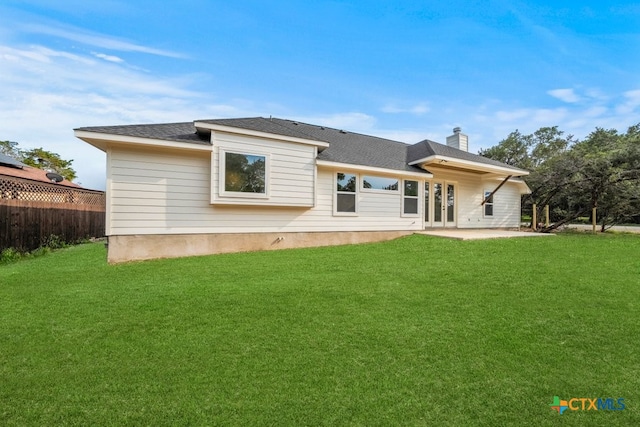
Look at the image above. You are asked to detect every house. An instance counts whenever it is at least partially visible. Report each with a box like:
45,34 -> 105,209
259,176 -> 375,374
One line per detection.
74,117 -> 529,263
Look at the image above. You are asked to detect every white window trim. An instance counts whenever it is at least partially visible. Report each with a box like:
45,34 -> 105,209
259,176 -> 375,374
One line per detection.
219,149 -> 270,199
334,172 -> 358,216
360,175 -> 400,194
483,189 -> 494,217
401,179 -> 420,218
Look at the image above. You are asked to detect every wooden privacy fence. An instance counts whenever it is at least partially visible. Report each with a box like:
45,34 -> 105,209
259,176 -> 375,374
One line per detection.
0,175 -> 106,252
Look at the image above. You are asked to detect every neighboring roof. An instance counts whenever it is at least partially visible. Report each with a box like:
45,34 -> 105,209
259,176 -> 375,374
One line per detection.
0,164 -> 83,188
408,139 -> 528,173
199,117 -> 426,173
75,117 -> 527,175
74,122 -> 209,145
0,153 -> 28,169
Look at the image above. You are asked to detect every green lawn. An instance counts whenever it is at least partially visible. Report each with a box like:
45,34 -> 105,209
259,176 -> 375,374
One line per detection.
1,234 -> 639,426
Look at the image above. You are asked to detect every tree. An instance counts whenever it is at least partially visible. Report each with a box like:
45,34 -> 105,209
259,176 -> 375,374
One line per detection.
481,124 -> 640,232
0,140 -> 21,158
478,126 -> 572,171
18,147 -> 77,181
478,130 -> 532,170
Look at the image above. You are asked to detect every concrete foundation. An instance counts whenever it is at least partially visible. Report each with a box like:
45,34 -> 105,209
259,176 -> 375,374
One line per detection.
107,230 -> 414,263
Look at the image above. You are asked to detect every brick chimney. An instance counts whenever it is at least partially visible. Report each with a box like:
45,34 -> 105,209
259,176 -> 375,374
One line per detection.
446,127 -> 468,152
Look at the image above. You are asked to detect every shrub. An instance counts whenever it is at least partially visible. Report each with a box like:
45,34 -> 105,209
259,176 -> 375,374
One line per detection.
0,248 -> 22,264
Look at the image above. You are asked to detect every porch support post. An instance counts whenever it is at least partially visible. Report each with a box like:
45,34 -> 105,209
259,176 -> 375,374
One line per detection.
481,175 -> 513,205
545,205 -> 550,227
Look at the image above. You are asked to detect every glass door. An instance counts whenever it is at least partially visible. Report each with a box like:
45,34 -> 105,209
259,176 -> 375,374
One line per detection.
426,181 -> 456,228
432,182 -> 444,227
446,183 -> 456,227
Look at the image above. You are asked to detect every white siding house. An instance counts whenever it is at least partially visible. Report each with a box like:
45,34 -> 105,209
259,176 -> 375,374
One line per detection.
75,118 -> 530,262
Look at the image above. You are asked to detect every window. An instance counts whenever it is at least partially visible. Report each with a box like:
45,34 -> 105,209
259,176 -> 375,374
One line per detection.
484,190 -> 494,217
336,172 -> 357,213
403,180 -> 419,215
221,151 -> 268,198
362,176 -> 398,191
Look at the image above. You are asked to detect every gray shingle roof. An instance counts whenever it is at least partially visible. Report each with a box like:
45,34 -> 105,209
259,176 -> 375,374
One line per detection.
75,122 -> 209,145
199,117 -> 425,173
76,117 -> 525,174
196,118 -> 325,142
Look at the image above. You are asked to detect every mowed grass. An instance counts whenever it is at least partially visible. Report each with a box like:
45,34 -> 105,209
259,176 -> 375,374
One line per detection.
1,234 -> 639,426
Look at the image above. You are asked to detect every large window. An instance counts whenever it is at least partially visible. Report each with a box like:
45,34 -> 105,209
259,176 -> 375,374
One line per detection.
362,176 -> 398,191
336,172 -> 357,213
221,151 -> 268,197
403,180 -> 419,215
484,190 -> 494,217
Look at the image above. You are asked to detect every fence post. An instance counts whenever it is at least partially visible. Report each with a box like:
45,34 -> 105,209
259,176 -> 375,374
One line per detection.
592,207 -> 597,233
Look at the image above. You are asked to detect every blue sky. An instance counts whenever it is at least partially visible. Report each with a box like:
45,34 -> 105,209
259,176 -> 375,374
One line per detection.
1,0 -> 639,189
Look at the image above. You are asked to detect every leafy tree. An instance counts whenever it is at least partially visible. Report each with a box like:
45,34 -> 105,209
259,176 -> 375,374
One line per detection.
478,130 -> 532,170
19,148 -> 77,181
481,124 -> 640,231
478,126 -> 572,171
1,142 -> 77,182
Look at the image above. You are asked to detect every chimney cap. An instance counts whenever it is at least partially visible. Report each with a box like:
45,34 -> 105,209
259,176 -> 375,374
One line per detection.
453,127 -> 461,134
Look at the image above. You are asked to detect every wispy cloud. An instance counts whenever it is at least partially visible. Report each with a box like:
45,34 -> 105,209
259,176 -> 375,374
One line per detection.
21,23 -> 185,58
616,89 -> 640,115
92,52 -> 124,63
0,43 -> 242,190
472,89 -> 640,151
381,102 -> 430,115
548,88 -> 581,103
294,112 -> 377,132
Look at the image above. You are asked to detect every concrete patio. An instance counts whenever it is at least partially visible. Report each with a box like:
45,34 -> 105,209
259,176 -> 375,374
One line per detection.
418,229 -> 554,240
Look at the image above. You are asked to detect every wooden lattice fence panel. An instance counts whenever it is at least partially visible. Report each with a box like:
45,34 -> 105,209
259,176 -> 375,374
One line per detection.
0,175 -> 106,252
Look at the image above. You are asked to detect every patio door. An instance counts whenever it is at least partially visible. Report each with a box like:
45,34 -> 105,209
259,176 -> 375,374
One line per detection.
426,181 -> 456,228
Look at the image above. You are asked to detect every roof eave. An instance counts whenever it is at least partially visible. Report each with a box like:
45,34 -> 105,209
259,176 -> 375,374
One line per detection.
409,155 -> 529,176
317,159 -> 433,178
74,130 -> 213,152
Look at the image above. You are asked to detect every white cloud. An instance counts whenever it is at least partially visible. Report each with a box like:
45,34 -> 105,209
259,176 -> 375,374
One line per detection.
21,23 -> 185,58
92,52 -> 124,63
375,130 -> 434,144
0,43 -> 251,190
548,88 -> 581,103
616,89 -> 640,114
470,90 -> 640,152
495,109 -> 530,122
381,102 -> 430,115
294,112 -> 377,132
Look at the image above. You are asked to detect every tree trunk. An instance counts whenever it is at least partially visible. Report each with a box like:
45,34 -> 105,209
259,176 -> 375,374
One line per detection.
537,210 -> 587,233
